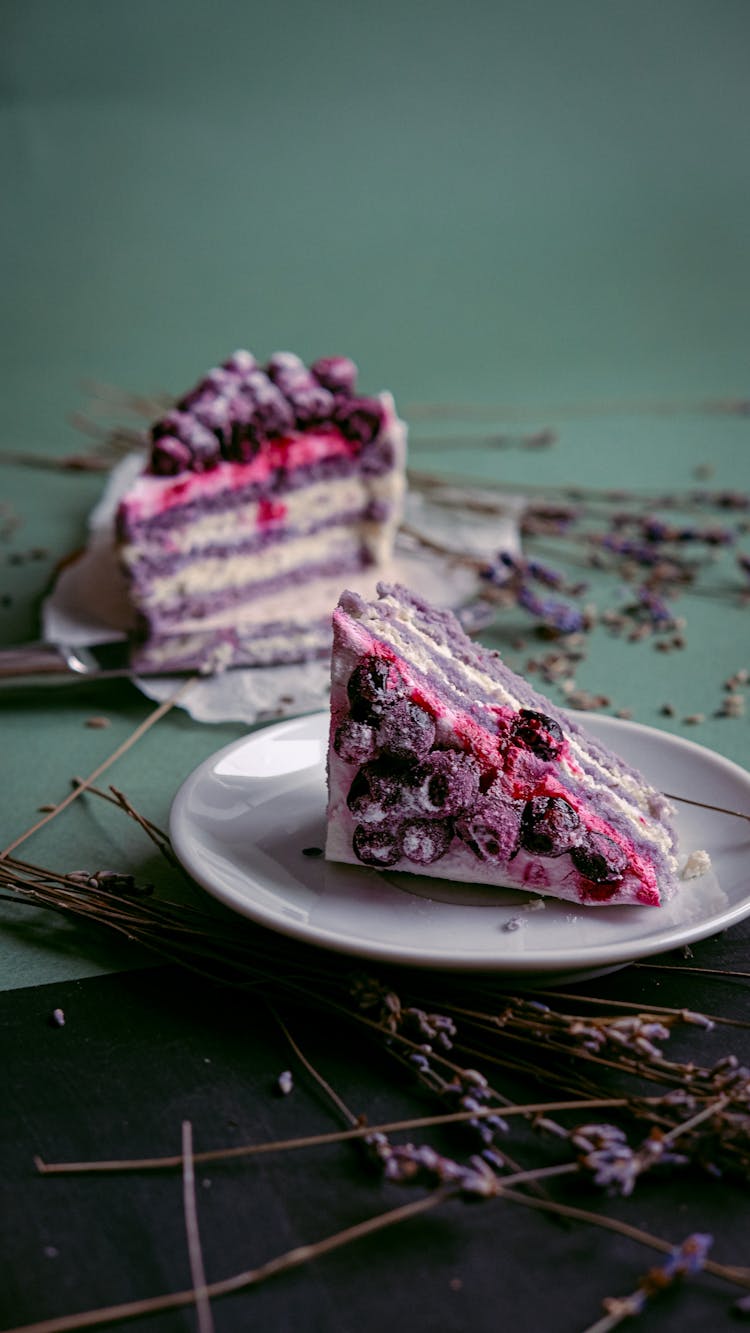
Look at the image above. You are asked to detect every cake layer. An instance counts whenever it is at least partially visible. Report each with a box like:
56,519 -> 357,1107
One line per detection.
134,535 -> 377,633
121,475 -> 399,573
120,471 -> 394,554
131,615 -> 333,673
325,584 -> 680,908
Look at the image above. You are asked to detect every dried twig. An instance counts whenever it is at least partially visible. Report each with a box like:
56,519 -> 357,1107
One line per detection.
181,1121 -> 214,1333
0,679 -> 196,861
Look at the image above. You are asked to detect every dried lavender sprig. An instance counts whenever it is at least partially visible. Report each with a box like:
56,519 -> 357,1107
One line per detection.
9,856 -> 749,1176
412,999 -> 750,1176
580,1232 -> 713,1333
492,1185 -> 750,1291
71,781 -> 184,871
35,1099 -> 636,1175
0,448 -> 120,473
409,467 -> 750,512
404,393 -> 750,421
352,986 -> 750,1182
269,1003 -> 360,1130
533,989 -> 749,1033
408,428 -> 557,451
6,852 -> 750,1178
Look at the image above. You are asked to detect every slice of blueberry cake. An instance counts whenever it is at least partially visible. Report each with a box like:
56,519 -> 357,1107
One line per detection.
116,351 -> 406,672
325,584 -> 681,907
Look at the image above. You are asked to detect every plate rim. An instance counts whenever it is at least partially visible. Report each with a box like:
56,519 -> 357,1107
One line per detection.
169,710 -> 750,973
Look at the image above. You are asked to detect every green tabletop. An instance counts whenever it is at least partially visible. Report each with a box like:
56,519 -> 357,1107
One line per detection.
2,0 -> 749,991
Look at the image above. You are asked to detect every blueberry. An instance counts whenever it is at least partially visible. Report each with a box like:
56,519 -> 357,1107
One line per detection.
347,761 -> 402,824
151,409 -> 188,441
241,371 -> 296,438
454,792 -> 523,862
346,657 -> 398,721
224,422 -> 260,463
222,349 -> 257,376
180,418 -> 222,471
178,367 -> 237,409
400,819 -> 452,865
376,699 -> 435,762
333,718 -> 377,765
287,383 -> 335,427
407,750 -> 481,818
352,824 -> 402,867
333,395 -> 384,445
311,356 -> 358,395
191,393 -> 235,443
511,710 -> 564,761
266,351 -> 307,382
519,796 -> 580,856
149,435 -> 192,476
571,832 -> 628,884
153,412 -> 221,471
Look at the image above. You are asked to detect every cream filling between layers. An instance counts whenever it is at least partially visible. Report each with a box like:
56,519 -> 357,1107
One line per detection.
357,594 -> 676,866
139,527 -> 378,608
136,622 -> 331,669
122,474 -> 401,562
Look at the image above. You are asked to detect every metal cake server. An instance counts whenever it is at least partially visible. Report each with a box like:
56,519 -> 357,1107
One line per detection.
0,639 -> 148,686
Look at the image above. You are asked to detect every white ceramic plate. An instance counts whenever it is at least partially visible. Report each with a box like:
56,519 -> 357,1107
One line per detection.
170,711 -> 750,977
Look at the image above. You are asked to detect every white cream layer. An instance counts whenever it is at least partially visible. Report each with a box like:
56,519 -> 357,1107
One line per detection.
139,526 -> 377,609
137,621 -> 332,670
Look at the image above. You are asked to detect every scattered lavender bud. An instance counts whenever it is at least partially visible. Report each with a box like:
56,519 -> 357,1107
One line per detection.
50,1008 -> 65,1027
276,1070 -> 294,1096
717,692 -> 745,717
